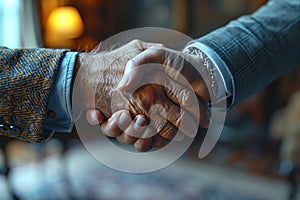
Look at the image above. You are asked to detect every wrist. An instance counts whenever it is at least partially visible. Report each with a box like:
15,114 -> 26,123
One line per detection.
75,51 -> 125,117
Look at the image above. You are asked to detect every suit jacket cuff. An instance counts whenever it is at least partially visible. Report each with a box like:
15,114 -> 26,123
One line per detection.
45,51 -> 79,132
184,42 -> 235,109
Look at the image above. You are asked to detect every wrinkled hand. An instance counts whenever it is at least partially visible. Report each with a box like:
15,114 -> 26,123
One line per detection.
102,46 -> 212,151
74,40 -> 201,151
75,40 -> 161,120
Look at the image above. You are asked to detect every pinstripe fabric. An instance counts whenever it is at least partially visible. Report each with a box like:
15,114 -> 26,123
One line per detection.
0,47 -> 68,142
197,0 -> 300,106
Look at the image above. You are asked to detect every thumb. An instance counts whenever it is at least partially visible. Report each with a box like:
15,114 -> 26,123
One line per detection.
86,109 -> 105,125
117,47 -> 166,90
138,40 -> 163,50
117,60 -> 144,91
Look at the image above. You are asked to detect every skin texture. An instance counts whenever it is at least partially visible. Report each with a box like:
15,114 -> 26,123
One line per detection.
76,40 -> 205,151
97,45 -> 212,151
118,46 -> 211,126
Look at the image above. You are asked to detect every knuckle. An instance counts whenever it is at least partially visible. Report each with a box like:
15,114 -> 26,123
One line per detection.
121,134 -> 136,145
159,123 -> 176,140
101,126 -> 116,137
134,141 -> 151,152
180,90 -> 193,107
130,39 -> 142,48
176,111 -> 186,127
116,135 -> 128,144
167,105 -> 182,122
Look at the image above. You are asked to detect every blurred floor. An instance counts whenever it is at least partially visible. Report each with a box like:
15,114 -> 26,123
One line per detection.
0,139 -> 296,200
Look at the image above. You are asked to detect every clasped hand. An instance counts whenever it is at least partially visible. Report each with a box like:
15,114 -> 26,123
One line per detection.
75,40 -> 211,151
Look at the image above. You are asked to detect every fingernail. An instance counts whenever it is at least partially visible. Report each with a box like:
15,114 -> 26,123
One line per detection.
117,112 -> 131,130
89,112 -> 99,125
133,116 -> 147,130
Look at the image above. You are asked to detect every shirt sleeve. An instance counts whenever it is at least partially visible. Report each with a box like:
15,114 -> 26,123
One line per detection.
184,42 -> 235,109
45,51 -> 79,132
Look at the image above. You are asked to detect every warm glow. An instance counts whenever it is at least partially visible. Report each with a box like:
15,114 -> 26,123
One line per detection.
46,6 -> 84,39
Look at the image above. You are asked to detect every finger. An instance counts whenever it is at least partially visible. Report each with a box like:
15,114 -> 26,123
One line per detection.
158,122 -> 184,141
101,110 -> 132,137
163,76 -> 201,120
152,134 -> 170,149
116,62 -> 153,92
167,88 -> 210,129
123,47 -> 198,87
132,39 -> 164,50
117,47 -> 168,90
165,85 -> 194,107
198,98 -> 211,128
164,94 -> 210,130
134,138 -> 152,152
86,109 -> 105,125
149,112 -> 183,141
118,47 -> 197,101
113,39 -> 163,54
116,114 -> 148,144
158,100 -> 198,138
164,78 -> 210,128
123,115 -> 148,138
116,133 -> 137,145
112,40 -> 164,60
166,77 -> 211,107
134,127 -> 154,152
191,80 -> 210,103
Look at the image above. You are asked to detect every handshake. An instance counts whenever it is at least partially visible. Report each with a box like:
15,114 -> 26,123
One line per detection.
73,39 -> 213,152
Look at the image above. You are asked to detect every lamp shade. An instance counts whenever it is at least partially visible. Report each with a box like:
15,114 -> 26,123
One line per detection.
46,6 -> 84,39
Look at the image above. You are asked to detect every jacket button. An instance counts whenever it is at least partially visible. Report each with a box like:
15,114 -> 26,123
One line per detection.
10,125 -> 21,135
47,110 -> 56,118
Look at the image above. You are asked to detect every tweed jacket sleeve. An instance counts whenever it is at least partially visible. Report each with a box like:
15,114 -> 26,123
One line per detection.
0,47 -> 69,142
197,0 -> 300,106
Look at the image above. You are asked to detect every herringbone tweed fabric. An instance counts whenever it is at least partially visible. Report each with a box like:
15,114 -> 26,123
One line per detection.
0,47 -> 68,142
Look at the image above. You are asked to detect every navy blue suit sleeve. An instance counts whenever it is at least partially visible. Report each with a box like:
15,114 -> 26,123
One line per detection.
197,0 -> 300,105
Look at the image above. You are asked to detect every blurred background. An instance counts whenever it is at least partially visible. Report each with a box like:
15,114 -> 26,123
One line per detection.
1,0 -> 300,199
